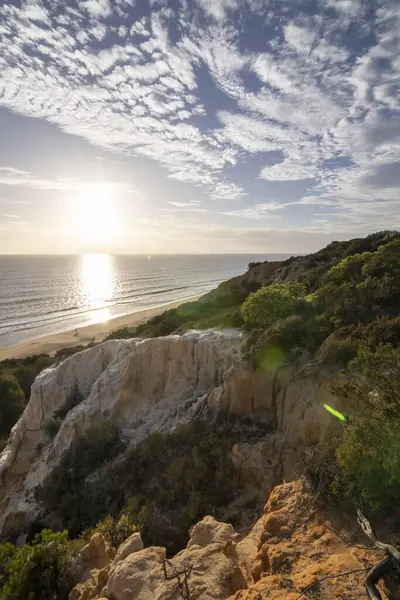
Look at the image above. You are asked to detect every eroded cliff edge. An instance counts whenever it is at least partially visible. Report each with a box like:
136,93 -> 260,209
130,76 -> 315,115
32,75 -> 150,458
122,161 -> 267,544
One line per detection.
0,329 -> 342,540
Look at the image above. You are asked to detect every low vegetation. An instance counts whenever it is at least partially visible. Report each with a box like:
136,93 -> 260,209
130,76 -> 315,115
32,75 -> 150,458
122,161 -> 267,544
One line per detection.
106,295 -> 246,341
0,354 -> 53,449
0,530 -> 73,600
240,233 -> 400,516
36,416 -> 254,555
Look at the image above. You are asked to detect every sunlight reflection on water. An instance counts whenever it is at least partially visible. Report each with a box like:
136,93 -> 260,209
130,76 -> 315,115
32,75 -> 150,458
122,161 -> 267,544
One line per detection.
81,254 -> 115,323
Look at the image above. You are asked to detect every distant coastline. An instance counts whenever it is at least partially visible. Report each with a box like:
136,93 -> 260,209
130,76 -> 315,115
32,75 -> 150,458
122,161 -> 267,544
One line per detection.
0,296 -> 200,361
0,254 -> 282,350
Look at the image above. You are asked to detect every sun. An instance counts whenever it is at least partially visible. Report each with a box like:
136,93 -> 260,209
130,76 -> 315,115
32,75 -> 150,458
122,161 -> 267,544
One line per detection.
73,183 -> 116,247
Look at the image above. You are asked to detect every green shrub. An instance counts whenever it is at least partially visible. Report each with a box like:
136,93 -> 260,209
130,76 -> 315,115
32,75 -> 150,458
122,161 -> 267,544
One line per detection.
343,230 -> 400,258
337,417 -> 400,511
53,384 -> 83,422
331,345 -> 400,512
0,354 -> 53,401
241,282 -> 307,330
0,530 -> 72,600
358,317 -> 400,349
316,238 -> 400,326
37,422 -> 125,537
90,514 -> 137,548
0,375 -> 26,439
37,418 -> 243,556
44,420 -> 61,440
11,365 -> 36,400
316,336 -> 358,368
302,434 -> 345,501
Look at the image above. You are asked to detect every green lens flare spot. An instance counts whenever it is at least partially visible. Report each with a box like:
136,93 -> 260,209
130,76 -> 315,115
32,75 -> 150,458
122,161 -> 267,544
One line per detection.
258,344 -> 286,372
323,403 -> 346,422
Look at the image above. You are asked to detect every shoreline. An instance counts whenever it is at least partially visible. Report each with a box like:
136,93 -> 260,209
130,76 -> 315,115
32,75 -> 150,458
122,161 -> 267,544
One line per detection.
0,296 -> 200,361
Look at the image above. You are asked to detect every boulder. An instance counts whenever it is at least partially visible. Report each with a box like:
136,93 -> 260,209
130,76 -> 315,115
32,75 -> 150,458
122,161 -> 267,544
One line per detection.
188,515 -> 239,548
113,531 -> 144,562
71,533 -> 114,585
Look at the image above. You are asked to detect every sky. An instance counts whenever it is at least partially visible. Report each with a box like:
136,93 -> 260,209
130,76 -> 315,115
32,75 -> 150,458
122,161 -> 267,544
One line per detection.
0,0 -> 399,254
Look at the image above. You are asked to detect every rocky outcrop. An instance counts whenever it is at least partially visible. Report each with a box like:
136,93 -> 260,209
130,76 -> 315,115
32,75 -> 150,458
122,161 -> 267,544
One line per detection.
0,331 -> 346,540
70,480 -> 382,600
70,532 -> 115,587
0,331 -> 242,538
70,514 -> 253,600
113,532 -> 143,562
230,480 -> 385,600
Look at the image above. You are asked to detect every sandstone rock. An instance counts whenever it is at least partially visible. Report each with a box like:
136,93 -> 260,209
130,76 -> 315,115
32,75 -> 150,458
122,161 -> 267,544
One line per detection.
71,513 -> 255,600
229,480 -> 385,600
69,567 -> 110,600
113,531 -> 143,562
71,479 -> 383,600
71,533 -> 113,585
102,546 -> 167,600
188,515 -> 239,548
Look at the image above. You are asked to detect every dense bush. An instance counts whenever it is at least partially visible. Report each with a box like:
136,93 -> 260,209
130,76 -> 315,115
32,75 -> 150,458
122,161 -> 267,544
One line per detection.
307,345 -> 400,513
91,514 -> 137,548
37,422 -> 125,537
37,418 -> 243,555
0,354 -> 53,400
0,353 -> 54,445
241,282 -> 307,330
0,375 -> 26,439
0,530 -> 72,600
316,336 -> 358,369
316,238 -> 400,326
45,384 -> 84,439
343,230 -> 400,258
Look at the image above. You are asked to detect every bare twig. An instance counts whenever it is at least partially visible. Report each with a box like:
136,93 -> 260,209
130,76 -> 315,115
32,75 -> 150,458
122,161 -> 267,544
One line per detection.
163,558 -> 193,600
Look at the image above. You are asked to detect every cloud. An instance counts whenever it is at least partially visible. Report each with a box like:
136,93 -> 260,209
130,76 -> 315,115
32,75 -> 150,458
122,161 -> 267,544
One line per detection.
222,201 -> 287,218
0,167 -> 138,194
196,0 -> 239,21
167,201 -> 201,207
211,183 -> 248,201
82,0 -> 112,18
23,1 -> 51,25
0,0 -> 399,241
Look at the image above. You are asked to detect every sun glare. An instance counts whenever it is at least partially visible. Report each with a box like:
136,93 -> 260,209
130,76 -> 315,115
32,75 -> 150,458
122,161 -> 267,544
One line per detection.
81,253 -> 115,323
73,184 -> 116,247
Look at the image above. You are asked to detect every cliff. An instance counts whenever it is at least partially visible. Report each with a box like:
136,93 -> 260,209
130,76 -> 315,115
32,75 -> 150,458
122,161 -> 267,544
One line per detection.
202,232 -> 400,305
69,479 -> 387,600
0,331 -> 342,540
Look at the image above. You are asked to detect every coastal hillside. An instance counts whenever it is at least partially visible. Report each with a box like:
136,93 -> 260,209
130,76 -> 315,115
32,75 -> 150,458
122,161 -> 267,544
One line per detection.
0,231 -> 400,599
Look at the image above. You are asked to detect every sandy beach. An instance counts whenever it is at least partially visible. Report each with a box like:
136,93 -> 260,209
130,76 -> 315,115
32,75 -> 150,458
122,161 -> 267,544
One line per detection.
0,297 -> 199,361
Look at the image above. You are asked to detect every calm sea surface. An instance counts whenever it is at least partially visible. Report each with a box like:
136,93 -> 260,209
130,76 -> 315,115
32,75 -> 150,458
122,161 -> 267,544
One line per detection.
0,254 -> 291,349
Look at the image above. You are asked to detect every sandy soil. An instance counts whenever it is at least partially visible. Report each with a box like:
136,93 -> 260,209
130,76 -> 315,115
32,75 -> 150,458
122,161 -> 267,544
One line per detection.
0,296 -> 199,361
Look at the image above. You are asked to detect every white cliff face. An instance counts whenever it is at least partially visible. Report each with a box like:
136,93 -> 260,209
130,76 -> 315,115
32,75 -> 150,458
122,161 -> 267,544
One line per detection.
0,330 -> 343,539
0,331 -> 242,537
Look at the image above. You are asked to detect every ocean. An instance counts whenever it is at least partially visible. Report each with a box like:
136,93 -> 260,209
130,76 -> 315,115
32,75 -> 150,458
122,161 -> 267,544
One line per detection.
0,254 -> 291,349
